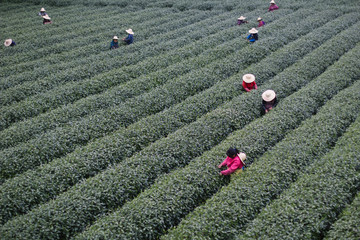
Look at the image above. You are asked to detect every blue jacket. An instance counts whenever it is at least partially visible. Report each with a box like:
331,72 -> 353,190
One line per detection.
124,34 -> 133,44
247,33 -> 258,42
110,40 -> 119,50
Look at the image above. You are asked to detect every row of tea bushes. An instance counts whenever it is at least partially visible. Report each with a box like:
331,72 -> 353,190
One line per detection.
324,192 -> 360,240
0,8 -> 330,224
0,9 -> 306,180
163,48 -> 360,240
0,9 -> 212,103
74,49 -> 360,240
0,13 -> 357,227
0,8 -> 287,149
238,112 -> 360,239
0,7 -> 197,80
0,5 -> 273,125
1,17 -> 358,239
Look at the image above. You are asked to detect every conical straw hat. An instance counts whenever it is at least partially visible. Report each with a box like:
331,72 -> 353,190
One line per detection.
40,7 -> 45,11
249,28 -> 258,34
242,74 -> 255,83
257,17 -> 262,21
238,16 -> 246,20
126,28 -> 134,34
238,152 -> 246,161
4,39 -> 12,47
262,90 -> 276,101
113,36 -> 118,40
270,0 -> 276,4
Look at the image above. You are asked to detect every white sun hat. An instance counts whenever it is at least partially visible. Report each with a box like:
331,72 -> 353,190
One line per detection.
270,0 -> 276,4
238,152 -> 246,161
242,74 -> 255,83
257,17 -> 262,21
126,28 -> 134,34
4,39 -> 12,47
249,28 -> 258,34
262,90 -> 276,102
238,16 -> 246,20
42,15 -> 51,20
113,36 -> 118,40
40,7 -> 46,11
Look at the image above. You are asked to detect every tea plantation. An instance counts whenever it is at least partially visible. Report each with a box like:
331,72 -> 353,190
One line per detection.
0,0 -> 359,239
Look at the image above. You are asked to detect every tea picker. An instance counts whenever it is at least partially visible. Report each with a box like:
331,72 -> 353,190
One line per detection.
218,148 -> 247,176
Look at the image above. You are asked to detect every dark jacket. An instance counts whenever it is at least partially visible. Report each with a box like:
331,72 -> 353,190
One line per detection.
247,33 -> 258,42
262,97 -> 278,114
110,40 -> 119,50
124,34 -> 133,44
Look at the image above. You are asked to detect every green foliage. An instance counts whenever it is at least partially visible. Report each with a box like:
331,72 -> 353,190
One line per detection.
0,8 -> 305,226
0,9 -> 212,107
324,192 -> 360,240
239,113 -> 360,240
0,7 -> 280,150
163,47 -> 360,239
2,12 -> 360,240
1,1 -> 360,239
0,8 -> 302,181
75,46 -> 360,240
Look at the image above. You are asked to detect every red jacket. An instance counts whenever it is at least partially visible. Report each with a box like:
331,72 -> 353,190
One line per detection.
219,156 -> 244,175
242,81 -> 257,92
269,4 -> 279,11
258,21 -> 265,27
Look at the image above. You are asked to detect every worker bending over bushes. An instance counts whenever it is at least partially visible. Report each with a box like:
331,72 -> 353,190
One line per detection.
237,16 -> 248,25
257,17 -> 266,27
247,28 -> 259,43
122,28 -> 134,45
38,7 -> 47,16
269,0 -> 279,11
4,39 -> 16,47
262,89 -> 278,114
42,15 -> 52,24
218,148 -> 246,176
242,74 -> 258,92
110,36 -> 119,50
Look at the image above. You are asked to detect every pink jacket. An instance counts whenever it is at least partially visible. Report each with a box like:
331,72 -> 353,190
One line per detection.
269,4 -> 279,11
219,155 -> 244,175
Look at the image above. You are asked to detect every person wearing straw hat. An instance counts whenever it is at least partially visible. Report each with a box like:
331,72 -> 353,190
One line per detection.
247,28 -> 258,43
42,15 -> 52,24
242,74 -> 258,92
268,0 -> 279,12
122,28 -> 134,45
218,148 -> 246,176
110,36 -> 119,50
38,7 -> 47,16
257,17 -> 266,27
4,39 -> 16,47
262,89 -> 278,114
237,16 -> 248,25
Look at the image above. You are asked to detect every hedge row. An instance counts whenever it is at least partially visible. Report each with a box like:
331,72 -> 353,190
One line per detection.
1,5 -> 127,43
2,7 -> 321,225
0,7 -> 286,149
239,111 -> 360,240
0,8 -> 330,224
0,5 -> 251,123
324,191 -> 360,240
1,16 -> 358,239
0,8 -> 304,180
0,6 -> 204,80
0,9 -> 212,103
0,4 -> 102,40
0,7 -> 189,80
163,46 -> 360,240
74,46 -> 360,240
